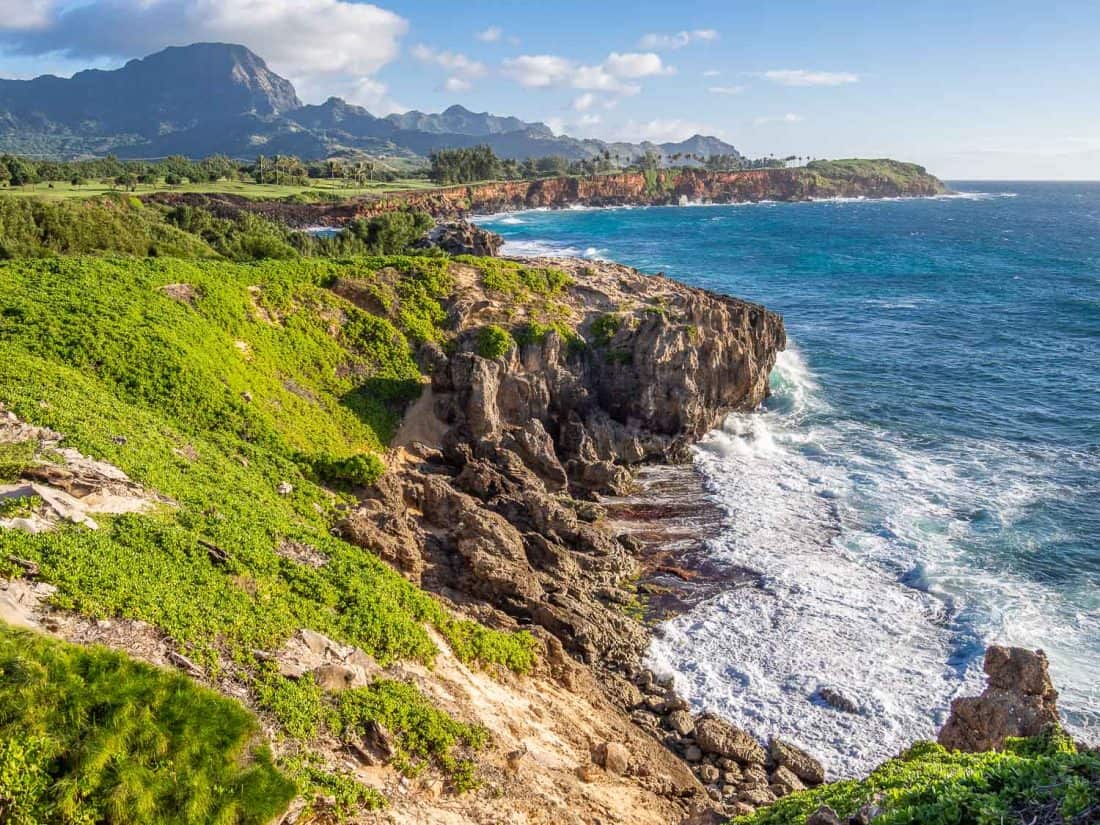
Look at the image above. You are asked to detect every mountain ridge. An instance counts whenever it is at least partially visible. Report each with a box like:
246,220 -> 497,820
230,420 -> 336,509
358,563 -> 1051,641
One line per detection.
0,42 -> 741,162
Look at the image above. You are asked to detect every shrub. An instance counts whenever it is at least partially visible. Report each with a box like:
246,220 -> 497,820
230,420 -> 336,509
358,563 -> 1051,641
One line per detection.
313,452 -> 385,487
476,324 -> 514,359
346,209 -> 433,255
0,625 -> 295,824
590,312 -> 623,347
734,730 -> 1100,825
0,440 -> 34,481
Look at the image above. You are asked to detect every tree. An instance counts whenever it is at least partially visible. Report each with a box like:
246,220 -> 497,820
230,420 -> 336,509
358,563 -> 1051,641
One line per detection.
4,156 -> 36,187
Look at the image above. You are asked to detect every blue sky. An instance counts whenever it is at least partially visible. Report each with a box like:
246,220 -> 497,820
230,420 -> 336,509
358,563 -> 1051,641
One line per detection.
1,0 -> 1099,178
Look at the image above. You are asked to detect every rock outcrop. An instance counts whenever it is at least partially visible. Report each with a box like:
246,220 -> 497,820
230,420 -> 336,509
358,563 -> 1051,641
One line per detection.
938,646 -> 1060,752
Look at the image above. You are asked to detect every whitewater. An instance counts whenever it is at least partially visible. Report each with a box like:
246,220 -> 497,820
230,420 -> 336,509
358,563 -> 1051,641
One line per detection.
477,182 -> 1100,777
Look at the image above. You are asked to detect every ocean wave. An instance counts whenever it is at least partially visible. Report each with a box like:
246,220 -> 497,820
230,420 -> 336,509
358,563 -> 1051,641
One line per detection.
647,345 -> 1100,776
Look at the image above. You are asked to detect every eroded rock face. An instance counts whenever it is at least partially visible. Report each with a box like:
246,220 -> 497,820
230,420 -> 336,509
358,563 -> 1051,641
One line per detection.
938,646 -> 1060,753
420,221 -> 503,257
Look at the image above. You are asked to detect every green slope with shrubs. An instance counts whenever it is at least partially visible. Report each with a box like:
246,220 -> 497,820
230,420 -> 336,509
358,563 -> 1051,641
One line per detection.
734,731 -> 1100,825
0,244 -> 540,821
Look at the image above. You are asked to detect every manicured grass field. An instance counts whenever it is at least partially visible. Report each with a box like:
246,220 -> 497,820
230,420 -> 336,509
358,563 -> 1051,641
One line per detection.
0,176 -> 440,201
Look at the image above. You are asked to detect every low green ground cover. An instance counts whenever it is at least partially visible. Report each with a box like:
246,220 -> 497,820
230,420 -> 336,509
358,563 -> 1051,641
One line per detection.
0,625 -> 295,824
734,731 -> 1100,825
0,253 -> 536,820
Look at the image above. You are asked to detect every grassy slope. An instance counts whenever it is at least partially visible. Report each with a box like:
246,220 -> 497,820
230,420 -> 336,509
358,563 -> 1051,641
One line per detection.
0,253 -> 544,821
734,732 -> 1100,825
0,626 -> 295,824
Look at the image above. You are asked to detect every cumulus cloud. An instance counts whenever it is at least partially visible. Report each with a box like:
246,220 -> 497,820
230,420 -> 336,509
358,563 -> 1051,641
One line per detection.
708,85 -> 744,95
475,25 -> 502,42
638,29 -> 718,50
753,113 -> 803,126
503,51 -> 670,96
411,43 -> 486,94
760,69 -> 859,87
702,69 -> 721,77
443,76 -> 471,92
0,0 -> 408,106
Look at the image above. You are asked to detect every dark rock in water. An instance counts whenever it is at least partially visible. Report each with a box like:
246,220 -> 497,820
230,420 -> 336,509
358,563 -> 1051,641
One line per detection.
814,686 -> 861,714
938,645 -> 1059,752
421,221 -> 503,256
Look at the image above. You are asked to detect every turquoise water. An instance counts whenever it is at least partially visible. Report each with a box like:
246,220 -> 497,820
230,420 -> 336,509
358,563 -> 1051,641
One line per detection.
476,184 -> 1100,775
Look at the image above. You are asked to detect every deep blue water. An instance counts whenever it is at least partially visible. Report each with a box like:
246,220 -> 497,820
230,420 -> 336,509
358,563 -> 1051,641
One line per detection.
477,183 -> 1100,774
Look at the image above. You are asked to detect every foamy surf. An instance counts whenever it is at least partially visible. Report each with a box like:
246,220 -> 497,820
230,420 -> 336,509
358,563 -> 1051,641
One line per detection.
647,346 -> 1099,777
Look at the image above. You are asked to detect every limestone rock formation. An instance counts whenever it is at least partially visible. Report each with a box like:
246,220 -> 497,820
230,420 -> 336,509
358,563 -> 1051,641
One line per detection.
938,645 -> 1060,752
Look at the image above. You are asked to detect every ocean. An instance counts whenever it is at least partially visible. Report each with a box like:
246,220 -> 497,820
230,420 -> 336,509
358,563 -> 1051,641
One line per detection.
475,182 -> 1100,777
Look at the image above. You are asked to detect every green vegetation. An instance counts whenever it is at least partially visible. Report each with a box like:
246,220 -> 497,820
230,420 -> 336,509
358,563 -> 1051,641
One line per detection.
476,324 -> 515,360
0,252 -> 537,818
735,731 -> 1100,825
0,625 -> 295,824
803,159 -> 939,191
0,441 -> 35,481
0,194 -> 436,261
513,320 -> 580,349
465,256 -> 572,298
590,312 -> 624,347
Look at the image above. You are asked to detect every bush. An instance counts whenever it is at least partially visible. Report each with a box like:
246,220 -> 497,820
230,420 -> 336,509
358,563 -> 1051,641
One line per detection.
313,452 -> 385,487
735,730 -> 1100,825
590,312 -> 623,347
346,209 -> 433,255
476,324 -> 514,360
0,625 -> 295,824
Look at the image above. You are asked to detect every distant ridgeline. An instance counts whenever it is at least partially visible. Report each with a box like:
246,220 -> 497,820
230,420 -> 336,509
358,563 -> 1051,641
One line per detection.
0,42 -> 741,162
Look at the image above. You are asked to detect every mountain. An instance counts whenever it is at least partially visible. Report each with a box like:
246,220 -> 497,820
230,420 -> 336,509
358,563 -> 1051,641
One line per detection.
0,43 -> 740,163
385,104 -> 555,139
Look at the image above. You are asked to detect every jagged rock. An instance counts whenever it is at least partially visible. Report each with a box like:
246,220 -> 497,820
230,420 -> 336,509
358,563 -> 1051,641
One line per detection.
739,764 -> 770,790
312,664 -> 361,692
806,806 -> 842,825
338,473 -> 425,582
666,708 -> 695,736
697,763 -> 719,784
769,739 -> 826,786
738,787 -> 777,807
421,221 -> 503,257
769,765 -> 806,795
695,715 -> 766,765
597,741 -> 630,776
938,645 -> 1059,753
684,745 -> 703,762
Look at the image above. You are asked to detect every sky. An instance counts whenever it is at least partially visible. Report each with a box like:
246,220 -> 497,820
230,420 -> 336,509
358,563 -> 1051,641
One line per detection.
1,0 -> 1099,179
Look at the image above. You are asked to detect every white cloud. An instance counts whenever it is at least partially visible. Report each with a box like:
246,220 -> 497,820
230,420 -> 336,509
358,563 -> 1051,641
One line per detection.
708,85 -> 744,95
475,25 -> 502,43
411,44 -> 486,78
753,112 -> 803,126
0,0 -> 409,107
0,0 -> 55,29
443,76 -> 471,92
702,69 -> 721,77
638,29 -> 718,50
502,54 -> 573,88
603,51 -> 672,78
504,51 -> 670,96
578,113 -> 600,126
761,69 -> 859,87
573,92 -> 597,112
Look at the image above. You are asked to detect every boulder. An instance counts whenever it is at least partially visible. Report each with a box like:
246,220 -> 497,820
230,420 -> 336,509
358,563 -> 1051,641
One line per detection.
421,221 -> 503,257
938,646 -> 1059,752
806,806 -> 842,825
769,764 -> 806,794
694,715 -> 766,764
597,741 -> 630,776
769,738 -> 826,786
666,709 -> 695,737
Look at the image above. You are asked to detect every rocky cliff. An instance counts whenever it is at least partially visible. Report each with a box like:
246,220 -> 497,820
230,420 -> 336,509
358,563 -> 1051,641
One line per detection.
144,161 -> 947,228
349,163 -> 945,222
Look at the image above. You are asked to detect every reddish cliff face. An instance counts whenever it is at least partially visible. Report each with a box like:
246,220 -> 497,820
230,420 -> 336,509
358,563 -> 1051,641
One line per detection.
349,165 -> 946,222
145,163 -> 946,227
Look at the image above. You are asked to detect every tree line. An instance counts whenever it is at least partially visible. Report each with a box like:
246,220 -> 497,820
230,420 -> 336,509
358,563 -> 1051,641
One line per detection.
428,145 -> 810,185
0,153 -> 405,190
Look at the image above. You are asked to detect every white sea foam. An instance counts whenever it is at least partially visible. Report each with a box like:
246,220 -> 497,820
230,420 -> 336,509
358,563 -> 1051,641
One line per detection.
647,346 -> 1100,776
